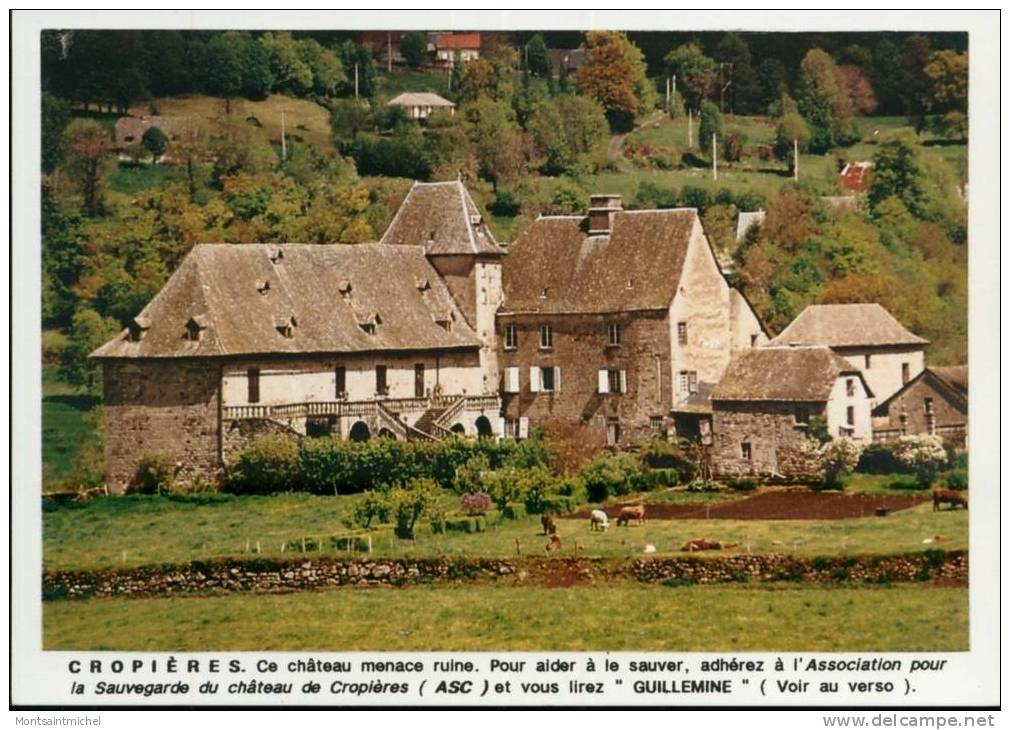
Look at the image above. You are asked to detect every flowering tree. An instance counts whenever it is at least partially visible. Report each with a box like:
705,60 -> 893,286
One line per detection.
820,438 -> 863,489
893,434 -> 948,488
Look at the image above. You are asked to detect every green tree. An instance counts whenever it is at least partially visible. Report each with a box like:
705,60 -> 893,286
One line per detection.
664,42 -> 716,111
41,93 -> 72,174
296,38 -> 345,97
203,33 -> 243,113
575,31 -> 650,131
211,117 -> 277,181
528,94 -> 608,175
64,119 -> 112,217
797,48 -> 848,152
59,307 -> 121,393
330,98 -> 373,152
141,126 -> 168,163
260,32 -> 313,97
775,112 -> 810,167
525,34 -> 551,77
869,132 -> 925,216
699,101 -> 724,153
337,40 -> 378,98
226,31 -> 274,100
400,31 -> 427,68
923,50 -> 968,117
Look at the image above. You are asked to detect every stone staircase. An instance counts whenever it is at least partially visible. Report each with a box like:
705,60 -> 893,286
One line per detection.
412,405 -> 449,438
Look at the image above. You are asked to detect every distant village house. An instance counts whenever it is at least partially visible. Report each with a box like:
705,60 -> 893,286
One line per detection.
387,92 -> 456,120
433,32 -> 481,67
838,161 -> 873,193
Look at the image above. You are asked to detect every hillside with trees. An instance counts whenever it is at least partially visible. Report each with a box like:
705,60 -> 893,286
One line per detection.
40,29 -> 968,486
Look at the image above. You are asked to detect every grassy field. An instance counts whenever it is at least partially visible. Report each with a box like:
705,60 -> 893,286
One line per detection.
375,68 -> 451,100
129,94 -> 334,155
42,365 -> 100,483
43,583 -> 968,651
43,488 -> 967,572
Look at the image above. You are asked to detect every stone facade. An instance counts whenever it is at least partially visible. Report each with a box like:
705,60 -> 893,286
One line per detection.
872,372 -> 967,447
710,402 -> 823,480
498,311 -> 673,444
103,359 -> 221,493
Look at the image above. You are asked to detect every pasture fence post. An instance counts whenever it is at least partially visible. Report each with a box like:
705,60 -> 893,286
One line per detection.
514,538 -> 521,556
122,550 -> 127,564
368,535 -> 373,554
256,540 -> 261,554
245,538 -> 250,553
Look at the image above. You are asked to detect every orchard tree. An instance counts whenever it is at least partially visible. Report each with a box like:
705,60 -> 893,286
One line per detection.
64,119 -> 112,216
59,307 -> 122,393
141,126 -> 168,163
869,132 -> 925,216
400,31 -> 427,69
575,31 -> 650,131
698,101 -> 724,153
330,98 -> 374,152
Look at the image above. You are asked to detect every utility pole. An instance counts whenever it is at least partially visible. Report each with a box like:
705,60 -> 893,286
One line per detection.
712,133 -> 718,181
354,64 -> 359,99
793,138 -> 799,180
281,111 -> 287,161
665,77 -> 670,111
687,109 -> 693,148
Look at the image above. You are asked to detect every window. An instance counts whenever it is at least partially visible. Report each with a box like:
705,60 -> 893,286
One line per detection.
376,365 -> 388,396
865,354 -> 872,369
606,418 -> 621,446
902,362 -> 910,384
741,442 -> 752,460
846,406 -> 855,426
247,368 -> 260,404
750,334 -> 758,347
540,366 -> 556,392
539,324 -> 553,349
678,371 -> 698,395
650,415 -> 664,430
608,323 -> 622,346
504,324 -> 517,349
599,369 -> 627,394
334,366 -> 346,398
677,321 -> 688,345
794,407 -> 810,425
845,378 -> 855,397
503,367 -> 520,394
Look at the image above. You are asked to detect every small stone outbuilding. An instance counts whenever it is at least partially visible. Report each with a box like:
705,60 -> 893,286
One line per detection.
872,365 -> 967,447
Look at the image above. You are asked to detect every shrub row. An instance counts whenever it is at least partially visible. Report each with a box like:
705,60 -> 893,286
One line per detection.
224,434 -> 550,495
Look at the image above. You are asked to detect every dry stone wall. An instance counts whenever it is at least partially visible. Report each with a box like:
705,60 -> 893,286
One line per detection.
44,551 -> 966,600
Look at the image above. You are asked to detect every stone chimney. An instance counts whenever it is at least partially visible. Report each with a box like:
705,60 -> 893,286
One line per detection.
588,194 -> 622,235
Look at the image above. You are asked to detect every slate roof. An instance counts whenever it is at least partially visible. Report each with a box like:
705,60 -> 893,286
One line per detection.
380,181 -> 504,256
769,303 -> 928,348
388,93 -> 456,109
115,116 -> 192,146
930,366 -> 968,396
90,244 -> 481,360
500,209 -> 700,314
712,346 -> 871,402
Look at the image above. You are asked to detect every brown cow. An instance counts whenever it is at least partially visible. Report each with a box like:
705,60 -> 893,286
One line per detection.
681,538 -> 739,552
545,534 -> 562,553
541,513 -> 557,535
616,504 -> 646,526
933,490 -> 968,511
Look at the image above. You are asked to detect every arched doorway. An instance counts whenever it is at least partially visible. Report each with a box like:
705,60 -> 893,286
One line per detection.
450,423 -> 466,436
348,421 -> 371,442
474,416 -> 493,438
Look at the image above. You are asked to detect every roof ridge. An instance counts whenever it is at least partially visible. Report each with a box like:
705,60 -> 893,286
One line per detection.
457,179 -> 478,254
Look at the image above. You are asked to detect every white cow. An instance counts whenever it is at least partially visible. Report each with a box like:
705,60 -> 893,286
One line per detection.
590,509 -> 610,531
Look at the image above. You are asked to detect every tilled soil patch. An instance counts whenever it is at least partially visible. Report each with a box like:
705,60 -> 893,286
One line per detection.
565,489 -> 930,521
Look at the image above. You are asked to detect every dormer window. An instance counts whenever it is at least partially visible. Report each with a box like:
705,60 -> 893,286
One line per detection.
338,280 -> 352,302
626,278 -> 634,289
357,312 -> 381,335
275,316 -> 296,339
416,278 -> 431,292
540,288 -> 549,299
433,311 -> 454,332
129,316 -> 150,342
184,315 -> 207,342
470,213 -> 482,225
256,280 -> 271,295
269,248 -> 284,264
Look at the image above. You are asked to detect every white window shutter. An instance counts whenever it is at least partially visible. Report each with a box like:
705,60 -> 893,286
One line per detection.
497,417 -> 506,438
620,370 -> 628,394
529,366 -> 541,393
598,369 -> 610,394
554,366 -> 561,393
519,417 -> 529,439
504,367 -> 519,394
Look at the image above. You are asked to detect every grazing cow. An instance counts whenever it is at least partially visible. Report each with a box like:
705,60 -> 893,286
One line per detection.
541,513 -> 557,535
545,534 -> 562,552
933,490 -> 968,511
589,509 -> 610,531
681,538 -> 738,552
616,504 -> 646,526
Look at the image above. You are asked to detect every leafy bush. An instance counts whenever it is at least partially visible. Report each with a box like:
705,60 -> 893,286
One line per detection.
893,435 -> 948,489
944,469 -> 968,491
518,466 -> 556,514
857,442 -> 907,474
580,453 -> 643,502
453,454 -> 491,495
460,490 -> 492,515
388,478 -> 438,539
353,491 -> 390,528
489,189 -> 520,216
224,434 -> 300,495
727,477 -> 758,491
128,455 -> 176,495
819,438 -> 863,490
641,438 -> 698,481
807,416 -> 831,445
686,479 -> 721,492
